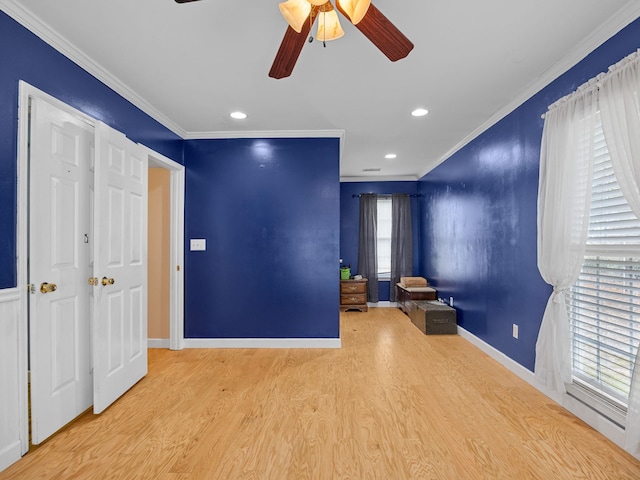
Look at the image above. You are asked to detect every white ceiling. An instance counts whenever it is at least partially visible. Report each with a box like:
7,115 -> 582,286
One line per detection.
4,0 -> 640,180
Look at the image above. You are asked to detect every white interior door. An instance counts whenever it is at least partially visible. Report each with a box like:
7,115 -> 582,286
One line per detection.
29,97 -> 94,444
93,122 -> 148,414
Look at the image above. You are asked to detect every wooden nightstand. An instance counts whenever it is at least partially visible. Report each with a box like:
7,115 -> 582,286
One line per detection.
340,279 -> 368,312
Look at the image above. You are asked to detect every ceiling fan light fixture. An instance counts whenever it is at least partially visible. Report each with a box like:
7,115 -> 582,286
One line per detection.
317,4 -> 344,42
278,0 -> 312,33
269,0 -> 413,79
336,0 -> 371,24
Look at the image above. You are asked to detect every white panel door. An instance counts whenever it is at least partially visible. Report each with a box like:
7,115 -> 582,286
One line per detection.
29,97 -> 94,444
93,122 -> 148,414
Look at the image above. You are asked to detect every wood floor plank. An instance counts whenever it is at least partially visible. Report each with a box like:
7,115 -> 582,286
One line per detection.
1,307 -> 639,479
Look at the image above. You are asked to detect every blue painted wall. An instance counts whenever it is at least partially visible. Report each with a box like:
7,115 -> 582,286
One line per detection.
0,11 -> 183,289
184,138 -> 340,338
340,182 -> 420,302
419,17 -> 640,371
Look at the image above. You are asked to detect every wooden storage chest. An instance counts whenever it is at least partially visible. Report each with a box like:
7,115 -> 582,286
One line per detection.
408,300 -> 457,335
396,283 -> 437,314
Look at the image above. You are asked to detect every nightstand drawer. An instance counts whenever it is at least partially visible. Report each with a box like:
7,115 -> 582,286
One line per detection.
341,294 -> 367,305
340,282 -> 366,294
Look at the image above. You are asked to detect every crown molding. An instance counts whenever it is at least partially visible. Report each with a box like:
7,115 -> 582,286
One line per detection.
0,0 -> 187,138
182,129 -> 345,141
417,0 -> 640,180
340,175 -> 419,183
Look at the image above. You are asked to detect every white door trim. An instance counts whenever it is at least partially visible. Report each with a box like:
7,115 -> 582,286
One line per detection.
144,147 -> 185,351
16,82 -> 31,456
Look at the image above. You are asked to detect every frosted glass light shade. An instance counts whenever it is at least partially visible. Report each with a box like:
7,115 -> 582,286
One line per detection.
336,0 -> 371,24
317,9 -> 344,41
308,0 -> 328,5
279,0 -> 312,33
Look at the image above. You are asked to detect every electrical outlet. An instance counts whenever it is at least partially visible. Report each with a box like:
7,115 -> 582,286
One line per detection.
513,324 -> 519,339
449,296 -> 454,307
190,239 -> 206,251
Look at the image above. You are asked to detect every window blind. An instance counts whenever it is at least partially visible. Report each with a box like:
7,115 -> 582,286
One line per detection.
569,117 -> 640,408
377,197 -> 392,276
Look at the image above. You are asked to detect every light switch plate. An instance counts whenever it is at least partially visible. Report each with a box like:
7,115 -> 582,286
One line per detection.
190,239 -> 206,251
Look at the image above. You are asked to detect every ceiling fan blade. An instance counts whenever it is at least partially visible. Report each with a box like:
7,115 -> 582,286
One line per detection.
175,0 -> 202,3
337,3 -> 413,62
269,6 -> 320,79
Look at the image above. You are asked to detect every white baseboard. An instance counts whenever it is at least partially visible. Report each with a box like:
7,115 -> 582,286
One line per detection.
457,327 -> 631,457
148,338 -> 170,349
368,301 -> 398,308
0,440 -> 22,474
457,327 -> 537,384
182,338 -> 341,349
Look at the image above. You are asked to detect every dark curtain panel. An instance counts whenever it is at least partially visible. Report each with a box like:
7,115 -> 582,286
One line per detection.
390,194 -> 413,302
357,194 -> 379,302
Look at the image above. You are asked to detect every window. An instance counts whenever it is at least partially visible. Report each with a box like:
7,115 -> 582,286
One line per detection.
568,115 -> 640,417
376,197 -> 392,279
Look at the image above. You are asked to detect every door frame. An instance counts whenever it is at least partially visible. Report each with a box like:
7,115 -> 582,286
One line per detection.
16,81 -> 185,454
145,148 -> 185,350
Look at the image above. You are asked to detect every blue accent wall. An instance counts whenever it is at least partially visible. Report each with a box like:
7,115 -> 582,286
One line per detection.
0,11 -> 183,289
184,138 -> 340,338
340,182 -> 420,302
418,17 -> 640,371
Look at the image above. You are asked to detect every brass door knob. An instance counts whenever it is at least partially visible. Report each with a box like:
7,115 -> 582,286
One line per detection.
40,282 -> 57,294
101,277 -> 115,286
88,277 -> 99,286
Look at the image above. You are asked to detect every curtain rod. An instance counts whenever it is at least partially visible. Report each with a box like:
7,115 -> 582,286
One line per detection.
540,78 -> 601,119
351,194 -> 421,198
541,48 -> 640,119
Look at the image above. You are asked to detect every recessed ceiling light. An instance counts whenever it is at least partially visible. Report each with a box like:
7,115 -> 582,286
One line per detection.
230,111 -> 247,120
385,153 -> 397,159
411,108 -> 429,117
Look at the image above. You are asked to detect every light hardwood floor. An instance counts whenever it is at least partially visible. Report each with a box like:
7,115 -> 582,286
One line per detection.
3,308 -> 640,479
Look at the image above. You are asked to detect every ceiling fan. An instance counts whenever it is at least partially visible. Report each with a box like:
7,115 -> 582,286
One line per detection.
174,0 -> 414,79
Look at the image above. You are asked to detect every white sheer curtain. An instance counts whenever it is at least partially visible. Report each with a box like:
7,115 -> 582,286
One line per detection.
535,83 -> 598,394
599,48 -> 640,457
